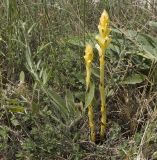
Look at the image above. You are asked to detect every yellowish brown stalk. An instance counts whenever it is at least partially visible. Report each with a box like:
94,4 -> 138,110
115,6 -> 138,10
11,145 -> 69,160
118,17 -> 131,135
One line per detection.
95,10 -> 111,139
88,104 -> 95,142
84,44 -> 96,142
99,51 -> 106,139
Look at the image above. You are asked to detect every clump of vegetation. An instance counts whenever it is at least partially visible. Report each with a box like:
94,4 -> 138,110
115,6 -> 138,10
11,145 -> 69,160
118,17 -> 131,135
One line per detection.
1,0 -> 157,159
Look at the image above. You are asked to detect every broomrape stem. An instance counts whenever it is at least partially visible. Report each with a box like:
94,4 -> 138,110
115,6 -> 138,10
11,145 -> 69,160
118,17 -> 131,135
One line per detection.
84,44 -> 96,142
88,104 -> 96,142
95,10 -> 111,140
99,51 -> 106,139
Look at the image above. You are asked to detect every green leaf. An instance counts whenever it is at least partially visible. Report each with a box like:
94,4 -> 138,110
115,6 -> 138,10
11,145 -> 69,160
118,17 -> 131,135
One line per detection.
65,90 -> 76,114
85,82 -> 95,108
137,45 -> 157,62
42,87 -> 67,118
152,151 -> 157,159
139,33 -> 157,47
26,51 -> 33,70
8,106 -> 25,113
121,73 -> 146,85
125,29 -> 138,39
149,21 -> 157,27
19,71 -> 25,83
31,102 -> 40,115
67,33 -> 96,48
106,88 -> 114,98
75,72 -> 85,84
27,23 -> 37,34
149,21 -> 157,32
11,118 -> 19,126
92,66 -> 99,78
42,69 -> 48,85
37,42 -> 52,54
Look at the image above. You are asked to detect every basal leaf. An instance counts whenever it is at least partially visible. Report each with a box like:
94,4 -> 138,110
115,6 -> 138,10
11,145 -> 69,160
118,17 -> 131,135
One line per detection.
65,90 -> 76,114
85,82 -> 95,108
121,73 -> 146,85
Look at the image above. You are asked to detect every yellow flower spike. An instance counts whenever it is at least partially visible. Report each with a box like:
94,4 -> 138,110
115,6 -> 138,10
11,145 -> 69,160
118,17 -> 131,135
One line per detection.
84,43 -> 94,63
98,10 -> 110,38
99,10 -> 109,27
84,44 -> 94,90
84,44 -> 96,143
98,26 -> 111,39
